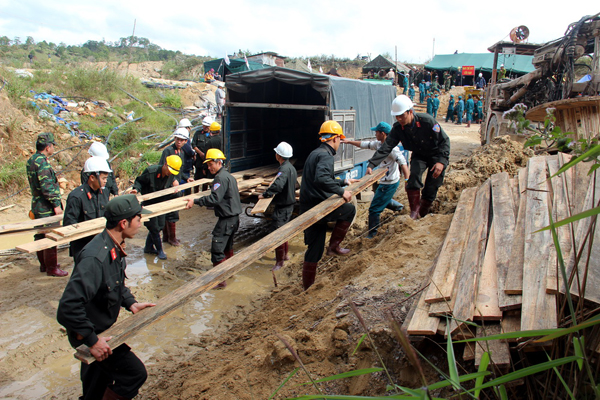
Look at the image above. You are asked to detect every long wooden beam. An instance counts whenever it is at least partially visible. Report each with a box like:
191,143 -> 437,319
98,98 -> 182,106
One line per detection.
15,178 -> 266,253
74,168 -> 386,364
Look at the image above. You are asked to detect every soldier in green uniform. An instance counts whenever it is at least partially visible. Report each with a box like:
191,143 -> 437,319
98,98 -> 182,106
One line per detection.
64,157 -> 112,262
26,132 -> 68,277
188,148 -> 241,289
258,142 -> 298,271
130,155 -> 182,260
57,194 -> 155,400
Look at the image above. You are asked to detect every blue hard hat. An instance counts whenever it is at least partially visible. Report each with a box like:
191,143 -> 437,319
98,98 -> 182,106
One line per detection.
370,122 -> 392,134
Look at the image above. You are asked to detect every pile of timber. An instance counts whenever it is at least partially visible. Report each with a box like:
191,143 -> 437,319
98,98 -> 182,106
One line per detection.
9,164 -> 283,253
403,153 -> 599,370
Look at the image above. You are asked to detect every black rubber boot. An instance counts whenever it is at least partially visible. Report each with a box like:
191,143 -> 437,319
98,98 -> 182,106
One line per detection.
283,242 -> 290,260
151,233 -> 167,260
212,259 -> 227,289
406,189 -> 421,220
144,233 -> 157,254
366,214 -> 380,239
302,261 -> 318,291
419,199 -> 434,218
326,220 -> 352,256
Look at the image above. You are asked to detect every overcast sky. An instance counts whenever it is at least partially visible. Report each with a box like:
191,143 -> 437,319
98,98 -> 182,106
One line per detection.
0,1 -> 597,63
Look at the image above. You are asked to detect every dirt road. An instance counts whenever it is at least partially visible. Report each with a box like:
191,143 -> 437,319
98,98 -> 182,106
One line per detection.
0,121 -> 531,399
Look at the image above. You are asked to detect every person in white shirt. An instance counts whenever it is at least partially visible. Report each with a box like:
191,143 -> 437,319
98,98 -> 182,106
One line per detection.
342,122 -> 409,238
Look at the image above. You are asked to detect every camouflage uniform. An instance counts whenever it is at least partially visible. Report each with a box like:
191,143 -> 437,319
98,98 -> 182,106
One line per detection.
27,150 -> 61,218
26,132 -> 68,277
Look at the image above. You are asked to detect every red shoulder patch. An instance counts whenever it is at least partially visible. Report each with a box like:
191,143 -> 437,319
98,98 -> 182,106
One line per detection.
110,248 -> 117,261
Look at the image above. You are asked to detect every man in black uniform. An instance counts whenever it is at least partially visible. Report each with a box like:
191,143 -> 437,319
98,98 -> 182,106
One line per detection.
299,121 -> 357,291
64,156 -> 112,262
366,95 -> 450,219
204,122 -> 223,179
130,155 -> 182,260
57,194 -> 155,400
85,142 -> 119,200
158,128 -> 193,247
192,116 -> 213,182
187,148 -> 241,288
258,142 -> 297,271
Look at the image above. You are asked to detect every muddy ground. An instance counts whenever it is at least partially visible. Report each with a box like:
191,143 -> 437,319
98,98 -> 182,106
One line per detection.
0,118 -> 535,399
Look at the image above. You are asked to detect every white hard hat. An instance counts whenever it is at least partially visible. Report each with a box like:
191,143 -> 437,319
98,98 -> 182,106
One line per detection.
173,127 -> 189,140
274,141 -> 293,158
84,156 -> 112,173
178,118 -> 192,128
88,142 -> 109,159
202,116 -> 214,126
501,64 -> 504,67
479,73 -> 483,77
390,95 -> 414,116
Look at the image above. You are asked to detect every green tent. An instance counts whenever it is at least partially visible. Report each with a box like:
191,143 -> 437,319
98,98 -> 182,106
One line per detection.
426,53 -> 535,75
203,58 -> 267,79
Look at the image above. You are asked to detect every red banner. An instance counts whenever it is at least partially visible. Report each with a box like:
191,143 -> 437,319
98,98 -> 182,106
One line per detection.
462,66 -> 475,76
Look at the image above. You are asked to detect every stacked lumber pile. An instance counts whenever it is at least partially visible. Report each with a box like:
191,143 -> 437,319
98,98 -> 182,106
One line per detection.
403,154 -> 599,370
10,164 -> 282,253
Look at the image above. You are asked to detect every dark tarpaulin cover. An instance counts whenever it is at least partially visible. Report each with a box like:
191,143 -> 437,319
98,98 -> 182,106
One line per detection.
426,53 -> 535,75
203,58 -> 267,77
226,67 -> 396,139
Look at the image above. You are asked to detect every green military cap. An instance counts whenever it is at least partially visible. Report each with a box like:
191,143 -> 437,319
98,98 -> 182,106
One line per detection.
36,132 -> 56,146
104,194 -> 151,222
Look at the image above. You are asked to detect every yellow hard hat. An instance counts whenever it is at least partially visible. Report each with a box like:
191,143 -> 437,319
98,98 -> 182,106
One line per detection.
166,154 -> 182,175
318,120 -> 345,142
209,122 -> 221,132
204,148 -> 226,163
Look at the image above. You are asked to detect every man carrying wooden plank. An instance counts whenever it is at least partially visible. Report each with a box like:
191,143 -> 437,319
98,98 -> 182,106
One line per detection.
342,121 -> 409,238
257,142 -> 298,271
187,148 -> 241,288
158,127 -> 194,247
83,142 -> 119,201
130,155 -> 182,260
63,157 -> 112,261
57,194 -> 155,400
26,132 -> 68,277
366,95 -> 450,219
299,121 -> 358,290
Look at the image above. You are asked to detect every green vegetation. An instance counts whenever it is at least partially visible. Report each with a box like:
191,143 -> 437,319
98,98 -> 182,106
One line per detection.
0,159 -> 26,188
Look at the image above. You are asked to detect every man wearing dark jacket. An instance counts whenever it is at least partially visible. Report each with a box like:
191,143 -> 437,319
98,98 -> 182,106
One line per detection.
367,95 -> 450,220
57,195 -> 154,400
189,148 -> 241,288
299,120 -> 357,290
258,142 -> 298,271
64,156 -> 112,261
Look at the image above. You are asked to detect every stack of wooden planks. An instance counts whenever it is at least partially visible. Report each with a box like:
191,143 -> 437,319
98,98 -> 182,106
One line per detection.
403,154 -> 599,370
10,164 -> 283,253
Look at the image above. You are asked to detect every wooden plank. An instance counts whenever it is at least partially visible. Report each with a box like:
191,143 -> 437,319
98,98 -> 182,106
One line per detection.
463,341 -> 476,362
546,157 -> 573,294
510,177 -> 519,216
504,167 -> 527,296
0,214 -> 63,235
450,180 -> 491,335
48,178 -> 265,239
428,300 -> 453,317
501,310 -> 522,343
475,324 -> 510,372
74,169 -> 387,364
250,197 -> 274,214
474,223 -> 502,321
521,157 -> 557,332
227,101 -> 328,111
424,187 -> 477,303
406,290 -> 440,335
137,178 -> 212,203
491,172 -> 521,311
567,169 -> 600,304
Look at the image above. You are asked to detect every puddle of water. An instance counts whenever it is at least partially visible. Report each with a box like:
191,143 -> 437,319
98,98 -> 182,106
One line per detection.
0,232 -> 34,251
